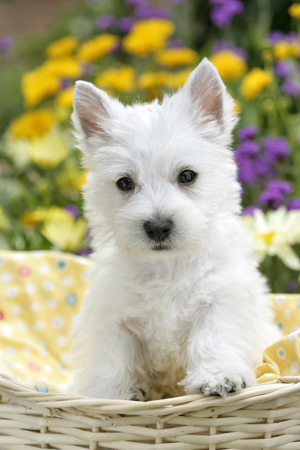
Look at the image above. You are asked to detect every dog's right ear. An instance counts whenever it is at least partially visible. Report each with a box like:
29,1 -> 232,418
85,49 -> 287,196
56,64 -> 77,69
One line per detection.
72,80 -> 111,142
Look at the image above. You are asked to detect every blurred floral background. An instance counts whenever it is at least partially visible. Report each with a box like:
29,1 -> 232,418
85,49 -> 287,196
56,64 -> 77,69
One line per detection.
0,0 -> 300,293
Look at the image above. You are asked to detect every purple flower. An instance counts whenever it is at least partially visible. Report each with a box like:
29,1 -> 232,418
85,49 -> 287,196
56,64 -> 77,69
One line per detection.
287,281 -> 298,292
262,137 -> 290,162
229,46 -> 247,59
259,180 -> 293,209
118,17 -> 135,33
282,79 -> 300,97
286,197 -> 300,210
65,204 -> 81,218
125,0 -> 146,4
235,140 -> 260,156
82,62 -> 92,76
241,205 -> 261,216
96,14 -> 115,29
212,40 -> 248,59
274,61 -> 294,78
61,79 -> 72,89
112,42 -> 122,54
237,125 -> 259,140
76,247 -> 91,256
0,35 -> 14,51
168,38 -> 184,48
149,7 -> 170,19
286,32 -> 299,43
259,191 -> 283,209
253,156 -> 275,179
236,159 -> 257,184
268,180 -> 293,195
235,140 -> 263,185
267,31 -> 285,45
210,0 -> 244,28
135,5 -> 170,19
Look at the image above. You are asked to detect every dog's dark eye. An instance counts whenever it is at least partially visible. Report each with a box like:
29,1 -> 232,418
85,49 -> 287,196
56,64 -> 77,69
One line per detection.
117,177 -> 134,191
179,170 -> 196,184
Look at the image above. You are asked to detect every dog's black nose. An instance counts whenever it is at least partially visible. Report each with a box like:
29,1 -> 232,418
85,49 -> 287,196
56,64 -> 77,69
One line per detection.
144,219 -> 172,242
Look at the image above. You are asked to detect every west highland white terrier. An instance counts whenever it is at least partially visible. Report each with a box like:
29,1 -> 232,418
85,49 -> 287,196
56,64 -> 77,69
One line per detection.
68,58 -> 280,400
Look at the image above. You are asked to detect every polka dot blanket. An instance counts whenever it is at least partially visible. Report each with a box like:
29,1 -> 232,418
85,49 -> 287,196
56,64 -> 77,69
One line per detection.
0,250 -> 89,393
0,250 -> 299,394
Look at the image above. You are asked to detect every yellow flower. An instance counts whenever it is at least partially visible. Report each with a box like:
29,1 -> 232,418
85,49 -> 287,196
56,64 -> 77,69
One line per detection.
2,134 -> 30,170
46,36 -> 78,58
54,105 -> 72,123
0,205 -> 10,231
22,67 -> 60,107
41,214 -> 87,252
43,58 -> 83,78
26,128 -> 69,169
76,170 -> 88,191
138,68 -> 193,91
261,49 -> 273,62
167,68 -> 193,89
78,34 -> 119,61
31,206 -> 72,224
19,210 -> 40,227
138,71 -> 172,89
56,157 -> 84,192
95,65 -> 136,92
273,41 -> 299,60
209,50 -> 247,81
22,57 -> 83,107
289,3 -> 300,19
123,19 -> 175,57
240,68 -> 272,100
155,48 -> 198,68
10,109 -> 55,139
55,86 -> 75,107
232,99 -> 241,113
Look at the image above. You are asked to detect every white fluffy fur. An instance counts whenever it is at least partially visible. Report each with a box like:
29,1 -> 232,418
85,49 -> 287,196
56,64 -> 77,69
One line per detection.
67,58 -> 280,399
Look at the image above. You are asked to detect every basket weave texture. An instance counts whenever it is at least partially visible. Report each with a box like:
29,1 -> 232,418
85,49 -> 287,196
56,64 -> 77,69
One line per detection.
1,372 -> 300,449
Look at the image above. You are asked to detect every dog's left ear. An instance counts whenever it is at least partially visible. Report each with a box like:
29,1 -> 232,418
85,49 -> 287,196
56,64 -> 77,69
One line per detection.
182,58 -> 238,142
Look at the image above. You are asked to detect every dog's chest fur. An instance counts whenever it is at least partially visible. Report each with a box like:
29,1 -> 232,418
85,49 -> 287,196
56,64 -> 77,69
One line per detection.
118,254 -> 212,376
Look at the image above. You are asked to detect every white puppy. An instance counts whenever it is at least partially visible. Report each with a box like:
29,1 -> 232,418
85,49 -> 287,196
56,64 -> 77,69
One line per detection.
68,58 -> 279,400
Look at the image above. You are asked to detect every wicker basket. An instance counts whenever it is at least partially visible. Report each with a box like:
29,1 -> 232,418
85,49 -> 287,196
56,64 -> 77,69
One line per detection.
1,372 -> 300,449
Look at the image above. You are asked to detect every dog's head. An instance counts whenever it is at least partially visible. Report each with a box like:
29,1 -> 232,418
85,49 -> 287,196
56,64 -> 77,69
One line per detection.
72,58 -> 240,260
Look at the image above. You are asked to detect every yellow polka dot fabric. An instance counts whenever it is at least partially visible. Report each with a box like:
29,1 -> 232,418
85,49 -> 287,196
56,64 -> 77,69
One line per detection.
255,293 -> 300,383
0,250 -> 89,393
0,251 -> 300,393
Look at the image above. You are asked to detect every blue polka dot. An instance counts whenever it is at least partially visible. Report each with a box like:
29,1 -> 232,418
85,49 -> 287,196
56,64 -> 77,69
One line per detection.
66,293 -> 77,306
277,322 -> 283,330
57,260 -> 67,270
297,299 -> 300,308
2,358 -> 13,369
35,385 -> 48,393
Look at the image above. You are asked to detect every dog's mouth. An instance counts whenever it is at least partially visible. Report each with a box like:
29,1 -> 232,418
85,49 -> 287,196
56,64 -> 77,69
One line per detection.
152,244 -> 171,251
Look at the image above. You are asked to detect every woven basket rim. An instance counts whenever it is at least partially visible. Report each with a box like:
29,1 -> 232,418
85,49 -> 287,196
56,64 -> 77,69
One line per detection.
1,372 -> 300,417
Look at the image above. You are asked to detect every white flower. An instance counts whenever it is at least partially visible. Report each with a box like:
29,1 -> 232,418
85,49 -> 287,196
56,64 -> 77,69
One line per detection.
241,207 -> 300,270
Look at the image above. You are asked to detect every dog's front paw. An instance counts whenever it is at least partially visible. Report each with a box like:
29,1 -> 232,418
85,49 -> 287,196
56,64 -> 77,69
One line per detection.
125,385 -> 151,402
183,366 -> 256,398
199,374 -> 246,397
